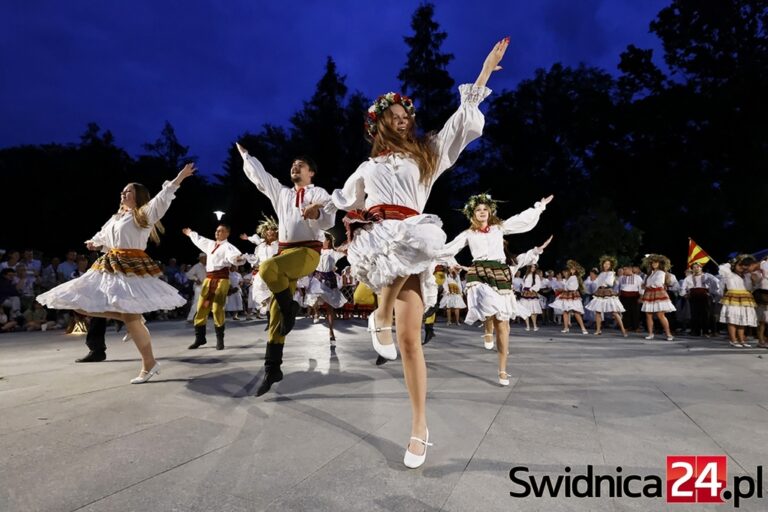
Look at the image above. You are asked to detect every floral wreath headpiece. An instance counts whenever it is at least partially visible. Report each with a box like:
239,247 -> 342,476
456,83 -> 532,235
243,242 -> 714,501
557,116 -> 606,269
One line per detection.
365,92 -> 416,139
565,259 -> 585,276
598,254 -> 618,271
641,253 -> 671,272
256,213 -> 278,237
462,193 -> 499,220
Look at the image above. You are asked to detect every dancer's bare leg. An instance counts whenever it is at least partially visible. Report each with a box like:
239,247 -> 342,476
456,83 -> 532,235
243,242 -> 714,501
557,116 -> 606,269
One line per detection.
494,316 -> 510,374
395,275 -> 428,456
645,312 -> 654,336
613,312 -> 627,336
656,312 -> 671,337
374,275 -> 409,346
573,312 -> 587,332
594,312 -> 603,334
124,313 -> 156,371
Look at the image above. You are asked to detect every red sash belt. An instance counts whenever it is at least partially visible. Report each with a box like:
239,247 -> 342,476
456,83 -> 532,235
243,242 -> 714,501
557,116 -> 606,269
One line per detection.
278,240 -> 323,255
203,268 -> 230,307
619,290 -> 640,298
343,204 -> 420,245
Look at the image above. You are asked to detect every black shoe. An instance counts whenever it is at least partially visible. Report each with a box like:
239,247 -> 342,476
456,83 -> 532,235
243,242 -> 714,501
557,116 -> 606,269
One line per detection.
255,343 -> 284,396
274,289 -> 300,336
422,327 -> 435,345
215,325 -> 225,350
423,306 -> 436,320
188,325 -> 207,349
375,355 -> 388,366
75,351 -> 106,363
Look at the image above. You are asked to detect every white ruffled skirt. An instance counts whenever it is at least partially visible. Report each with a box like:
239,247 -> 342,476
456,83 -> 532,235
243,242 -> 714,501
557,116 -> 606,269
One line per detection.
586,296 -> 626,313
305,280 -> 348,309
549,298 -> 585,314
519,297 -> 543,315
37,269 -> 186,314
464,283 -> 528,324
720,305 -> 757,327
347,214 -> 445,307
439,293 -> 466,309
249,274 -> 272,306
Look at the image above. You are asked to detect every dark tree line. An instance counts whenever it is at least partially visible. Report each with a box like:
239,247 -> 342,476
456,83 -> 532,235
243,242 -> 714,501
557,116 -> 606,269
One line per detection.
1,0 -> 765,272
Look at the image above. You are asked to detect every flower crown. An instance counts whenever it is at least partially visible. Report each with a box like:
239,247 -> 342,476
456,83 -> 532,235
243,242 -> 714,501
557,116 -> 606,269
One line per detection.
598,254 -> 618,271
641,253 -> 671,271
365,92 -> 416,139
462,193 -> 499,220
256,213 -> 278,237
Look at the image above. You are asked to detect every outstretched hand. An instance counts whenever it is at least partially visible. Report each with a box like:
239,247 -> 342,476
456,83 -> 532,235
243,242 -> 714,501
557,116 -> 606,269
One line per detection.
235,142 -> 248,156
302,203 -> 322,220
239,233 -> 250,241
540,195 -> 554,206
173,163 -> 196,185
475,37 -> 509,88
85,241 -> 101,252
538,235 -> 554,251
182,228 -> 192,237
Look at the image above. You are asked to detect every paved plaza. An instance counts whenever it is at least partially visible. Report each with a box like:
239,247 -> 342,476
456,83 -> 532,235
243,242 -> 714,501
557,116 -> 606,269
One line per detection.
1,318 -> 767,511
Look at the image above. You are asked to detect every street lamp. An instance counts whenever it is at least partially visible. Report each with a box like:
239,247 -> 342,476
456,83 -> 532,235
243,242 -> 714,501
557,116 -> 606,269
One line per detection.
213,210 -> 225,221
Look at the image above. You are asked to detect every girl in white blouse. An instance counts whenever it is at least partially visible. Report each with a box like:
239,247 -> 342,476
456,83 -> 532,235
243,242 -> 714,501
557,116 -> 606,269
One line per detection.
520,263 -> 543,331
549,260 -> 588,334
330,38 -> 509,469
719,254 -> 758,347
585,255 -> 628,336
439,268 -> 466,325
37,164 -> 195,383
640,254 -> 676,341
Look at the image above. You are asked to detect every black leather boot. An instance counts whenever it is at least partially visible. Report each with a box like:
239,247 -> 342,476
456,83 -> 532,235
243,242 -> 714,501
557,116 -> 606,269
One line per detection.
273,289 -> 300,336
256,343 -> 284,396
75,350 -> 106,363
423,324 -> 435,345
215,325 -> 225,350
188,325 -> 207,349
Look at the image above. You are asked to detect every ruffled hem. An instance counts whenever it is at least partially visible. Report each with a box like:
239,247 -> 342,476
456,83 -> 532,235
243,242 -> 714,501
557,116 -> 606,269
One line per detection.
640,301 -> 676,313
439,295 -> 466,309
720,305 -> 757,326
550,298 -> 584,314
586,296 -> 626,313
464,282 -> 527,323
519,297 -> 543,315
37,269 -> 185,314
347,214 -> 446,306
305,288 -> 348,309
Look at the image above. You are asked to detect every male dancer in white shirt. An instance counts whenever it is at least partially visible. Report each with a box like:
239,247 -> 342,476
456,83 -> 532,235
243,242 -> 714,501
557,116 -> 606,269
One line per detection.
238,144 -> 335,396
183,224 -> 244,350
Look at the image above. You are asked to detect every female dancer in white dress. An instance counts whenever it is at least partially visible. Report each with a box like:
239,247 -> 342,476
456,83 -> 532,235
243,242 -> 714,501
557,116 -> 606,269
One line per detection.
439,193 -> 553,385
241,215 -> 279,318
439,268 -> 466,325
330,38 -> 509,468
520,264 -> 542,331
305,233 -> 348,347
585,255 -> 628,336
550,260 -> 589,334
37,164 -> 195,383
719,254 -> 758,347
640,254 -> 676,341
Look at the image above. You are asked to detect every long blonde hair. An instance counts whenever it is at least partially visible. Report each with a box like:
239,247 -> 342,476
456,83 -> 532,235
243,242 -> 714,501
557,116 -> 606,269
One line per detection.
370,108 -> 438,186
119,183 -> 165,245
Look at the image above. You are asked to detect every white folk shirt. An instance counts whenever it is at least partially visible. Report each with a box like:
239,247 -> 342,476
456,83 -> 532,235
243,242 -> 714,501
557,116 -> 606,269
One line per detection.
439,202 -> 546,263
87,181 -> 179,250
644,270 -> 667,288
188,233 -> 242,272
246,235 -> 279,267
331,84 -> 492,213
595,271 -> 616,288
719,263 -> 750,292
240,154 -> 334,242
563,275 -> 580,292
681,273 -> 719,295
619,274 -> 644,292
186,262 -> 207,285
523,273 -> 542,291
316,249 -> 346,273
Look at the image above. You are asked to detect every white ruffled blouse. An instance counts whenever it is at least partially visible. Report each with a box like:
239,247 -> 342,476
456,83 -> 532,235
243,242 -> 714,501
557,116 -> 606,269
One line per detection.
331,84 -> 492,213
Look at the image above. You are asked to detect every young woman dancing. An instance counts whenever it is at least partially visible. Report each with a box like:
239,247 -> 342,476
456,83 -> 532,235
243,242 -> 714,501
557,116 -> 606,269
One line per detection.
585,255 -> 628,336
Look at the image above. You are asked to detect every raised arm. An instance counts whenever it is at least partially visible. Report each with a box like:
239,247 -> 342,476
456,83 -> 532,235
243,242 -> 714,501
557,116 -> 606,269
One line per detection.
236,143 -> 284,207
434,231 -> 469,260
474,37 -> 509,89
516,235 -> 553,270
502,195 -> 553,235
331,164 -> 366,212
85,217 -> 113,251
182,228 -> 215,254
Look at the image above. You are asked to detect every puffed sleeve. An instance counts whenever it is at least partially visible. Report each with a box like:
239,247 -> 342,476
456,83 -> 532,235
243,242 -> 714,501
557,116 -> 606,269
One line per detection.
247,234 -> 263,245
331,163 -> 366,211
239,146 -> 284,209
515,247 -> 543,270
718,263 -> 734,277
435,231 -> 469,259
432,84 -> 492,179
307,186 -> 335,231
225,244 -> 243,266
144,181 -> 180,225
502,201 -> 546,235
188,231 -> 216,254
86,217 -> 114,248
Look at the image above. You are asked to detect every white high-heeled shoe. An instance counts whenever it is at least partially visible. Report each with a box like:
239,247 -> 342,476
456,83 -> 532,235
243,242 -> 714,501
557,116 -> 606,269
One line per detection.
482,334 -> 494,350
368,311 -> 396,360
644,334 -> 655,340
130,363 -> 160,384
403,428 -> 433,469
499,371 -> 510,386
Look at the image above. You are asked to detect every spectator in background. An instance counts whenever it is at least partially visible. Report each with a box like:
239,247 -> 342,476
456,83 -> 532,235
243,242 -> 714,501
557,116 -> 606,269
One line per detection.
0,268 -> 21,317
20,249 -> 42,276
15,264 -> 38,312
58,250 -> 78,282
40,256 -> 61,291
23,302 -> 55,331
0,309 -> 19,332
164,258 -> 179,285
0,250 -> 20,271
70,256 -> 90,280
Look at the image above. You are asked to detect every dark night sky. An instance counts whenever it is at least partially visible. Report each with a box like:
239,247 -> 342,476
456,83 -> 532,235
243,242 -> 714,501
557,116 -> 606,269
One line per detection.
1,1 -> 669,178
